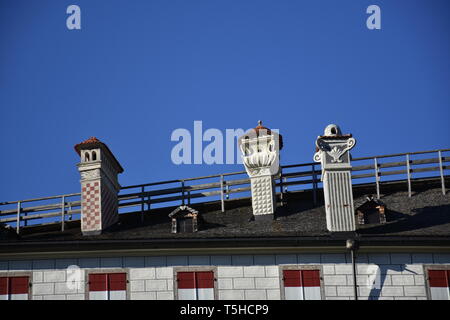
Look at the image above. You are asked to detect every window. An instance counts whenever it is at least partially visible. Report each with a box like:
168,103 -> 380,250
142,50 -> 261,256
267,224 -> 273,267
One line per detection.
282,269 -> 322,300
176,271 -> 215,300
88,273 -> 127,300
0,276 -> 29,300
428,269 -> 450,300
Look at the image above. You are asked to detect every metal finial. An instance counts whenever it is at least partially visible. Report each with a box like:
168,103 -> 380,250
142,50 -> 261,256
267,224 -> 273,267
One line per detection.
257,120 -> 262,126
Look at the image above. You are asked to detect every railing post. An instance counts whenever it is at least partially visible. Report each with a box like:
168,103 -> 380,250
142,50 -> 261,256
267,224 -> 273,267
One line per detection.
68,202 -> 72,221
439,150 -> 446,195
406,154 -> 412,197
141,186 -> 145,223
312,164 -> 317,206
220,175 -> 225,212
61,195 -> 65,231
225,184 -> 230,200
147,195 -> 151,211
279,169 -> 284,207
16,201 -> 21,234
181,180 -> 185,205
374,157 -> 380,199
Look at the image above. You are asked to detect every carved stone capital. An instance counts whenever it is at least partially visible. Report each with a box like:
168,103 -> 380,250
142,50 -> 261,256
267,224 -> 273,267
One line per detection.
315,137 -> 356,163
240,134 -> 280,177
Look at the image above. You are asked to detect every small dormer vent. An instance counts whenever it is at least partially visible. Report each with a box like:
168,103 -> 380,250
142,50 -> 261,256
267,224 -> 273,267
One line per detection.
356,195 -> 386,225
169,205 -> 200,233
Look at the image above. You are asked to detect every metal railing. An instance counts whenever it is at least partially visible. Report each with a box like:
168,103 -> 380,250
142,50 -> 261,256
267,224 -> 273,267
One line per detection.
0,148 -> 449,234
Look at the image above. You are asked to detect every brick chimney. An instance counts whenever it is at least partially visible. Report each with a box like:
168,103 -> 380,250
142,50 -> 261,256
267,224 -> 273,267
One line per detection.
74,137 -> 124,235
313,124 -> 356,232
238,121 -> 283,221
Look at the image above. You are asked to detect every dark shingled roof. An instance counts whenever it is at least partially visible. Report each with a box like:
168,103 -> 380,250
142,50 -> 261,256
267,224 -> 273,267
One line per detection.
3,177 -> 448,250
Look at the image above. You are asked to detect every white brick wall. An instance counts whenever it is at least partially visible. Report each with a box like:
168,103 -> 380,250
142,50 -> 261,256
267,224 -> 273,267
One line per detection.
33,271 -> 43,283
323,265 -> 335,275
66,294 -> 84,300
33,283 -> 54,295
1,252 -> 448,300
380,286 -> 404,297
391,275 -> 415,286
255,277 -> 279,289
215,264 -> 280,299
404,286 -> 426,297
233,278 -> 255,289
265,266 -> 279,277
244,266 -> 265,278
218,278 -> 233,290
156,291 -> 174,300
130,291 -> 156,300
218,266 -> 244,278
130,280 -> 145,292
219,290 -> 245,300
325,286 -> 337,296
44,270 -> 66,282
245,289 -> 266,300
334,265 -> 353,274
130,268 -> 155,280
267,289 -> 280,300
324,275 -> 347,286
145,279 -> 167,291
155,267 -> 172,279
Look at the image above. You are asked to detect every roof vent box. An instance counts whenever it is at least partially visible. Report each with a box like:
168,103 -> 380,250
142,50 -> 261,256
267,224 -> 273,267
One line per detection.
169,206 -> 200,233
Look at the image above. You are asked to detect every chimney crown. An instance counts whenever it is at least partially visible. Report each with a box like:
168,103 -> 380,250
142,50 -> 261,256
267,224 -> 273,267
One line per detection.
75,137 -> 124,173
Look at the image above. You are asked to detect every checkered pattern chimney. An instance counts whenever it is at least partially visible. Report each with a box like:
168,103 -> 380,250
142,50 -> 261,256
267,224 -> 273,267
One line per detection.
75,138 -> 123,236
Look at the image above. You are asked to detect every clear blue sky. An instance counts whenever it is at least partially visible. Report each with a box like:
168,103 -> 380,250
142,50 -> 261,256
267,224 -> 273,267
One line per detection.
0,0 -> 449,201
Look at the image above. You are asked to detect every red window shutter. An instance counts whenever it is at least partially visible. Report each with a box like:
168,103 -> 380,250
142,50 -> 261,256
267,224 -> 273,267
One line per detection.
89,273 -> 108,292
9,277 -> 29,294
108,273 -> 127,291
283,270 -> 301,287
429,270 -> 448,287
196,271 -> 214,289
0,277 -> 8,295
302,270 -> 320,287
177,272 -> 196,289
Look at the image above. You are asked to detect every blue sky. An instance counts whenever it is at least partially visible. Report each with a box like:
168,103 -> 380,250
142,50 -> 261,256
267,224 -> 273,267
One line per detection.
0,0 -> 449,201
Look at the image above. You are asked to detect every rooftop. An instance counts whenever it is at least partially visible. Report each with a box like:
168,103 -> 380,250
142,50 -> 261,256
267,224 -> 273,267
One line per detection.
1,147 -> 449,255
1,177 -> 449,253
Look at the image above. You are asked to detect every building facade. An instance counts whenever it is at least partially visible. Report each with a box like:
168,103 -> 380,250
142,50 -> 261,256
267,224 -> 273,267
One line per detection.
1,124 -> 449,300
1,252 -> 449,300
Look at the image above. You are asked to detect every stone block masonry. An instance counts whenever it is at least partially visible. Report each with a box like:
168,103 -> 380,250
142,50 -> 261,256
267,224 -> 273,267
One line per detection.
0,252 -> 447,300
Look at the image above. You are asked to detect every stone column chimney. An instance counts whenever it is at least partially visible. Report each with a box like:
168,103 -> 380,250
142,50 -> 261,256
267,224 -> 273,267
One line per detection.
313,124 -> 356,232
238,121 -> 283,221
74,137 -> 124,235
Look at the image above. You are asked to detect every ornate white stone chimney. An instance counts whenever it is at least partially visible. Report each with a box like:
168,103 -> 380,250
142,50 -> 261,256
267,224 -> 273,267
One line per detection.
74,137 -> 124,235
313,124 -> 356,232
238,121 -> 283,221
